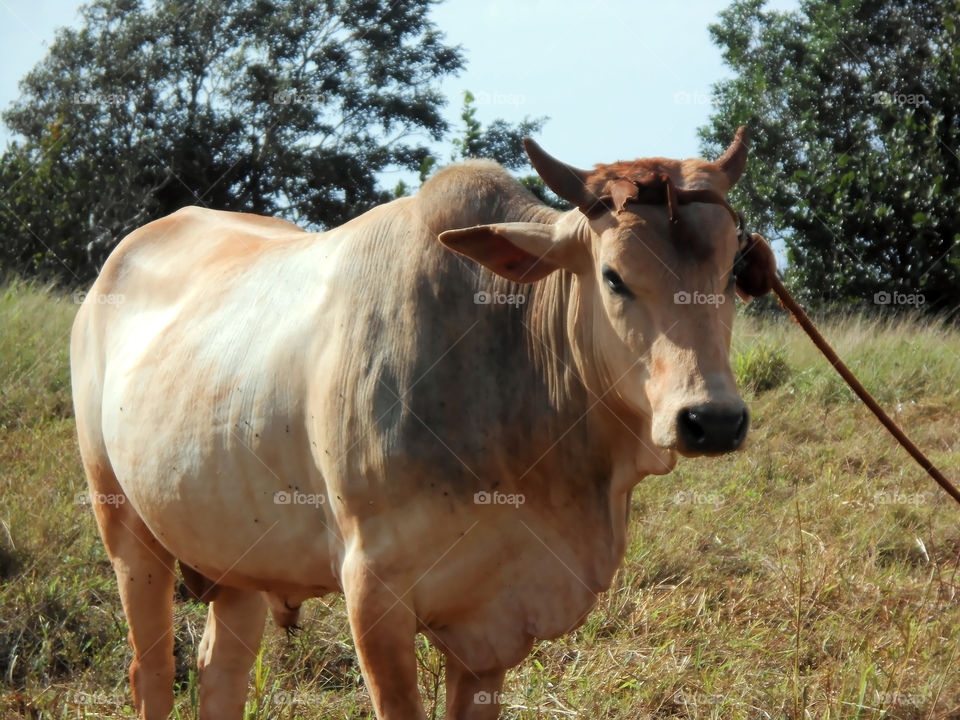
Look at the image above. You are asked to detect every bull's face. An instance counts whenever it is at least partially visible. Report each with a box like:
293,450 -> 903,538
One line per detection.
440,127 -> 774,461
585,197 -> 746,456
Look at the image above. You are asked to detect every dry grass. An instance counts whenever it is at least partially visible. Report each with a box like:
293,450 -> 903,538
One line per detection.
2,280 -> 960,719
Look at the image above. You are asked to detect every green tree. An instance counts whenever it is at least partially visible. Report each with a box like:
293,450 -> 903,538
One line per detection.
450,90 -> 543,170
0,0 -> 463,282
447,91 -> 568,210
702,0 -> 960,314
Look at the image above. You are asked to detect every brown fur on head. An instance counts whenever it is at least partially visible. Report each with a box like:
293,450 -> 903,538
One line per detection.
580,130 -> 775,301
583,157 -> 726,206
518,126 -> 775,300
580,125 -> 752,210
523,125 -> 750,216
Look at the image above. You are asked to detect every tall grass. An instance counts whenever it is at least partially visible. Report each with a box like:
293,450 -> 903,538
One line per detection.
2,281 -> 960,718
733,312 -> 960,407
0,278 -> 76,429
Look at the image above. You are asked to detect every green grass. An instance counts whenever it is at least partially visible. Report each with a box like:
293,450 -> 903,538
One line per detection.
3,280 -> 960,718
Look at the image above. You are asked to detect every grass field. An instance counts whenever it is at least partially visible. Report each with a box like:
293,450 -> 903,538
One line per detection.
2,278 -> 960,719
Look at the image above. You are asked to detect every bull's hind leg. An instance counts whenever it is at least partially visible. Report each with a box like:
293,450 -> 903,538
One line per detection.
342,553 -> 427,720
196,586 -> 267,719
84,461 -> 176,720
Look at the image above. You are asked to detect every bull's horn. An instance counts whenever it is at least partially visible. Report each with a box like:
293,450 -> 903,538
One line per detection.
523,137 -> 600,214
715,125 -> 750,188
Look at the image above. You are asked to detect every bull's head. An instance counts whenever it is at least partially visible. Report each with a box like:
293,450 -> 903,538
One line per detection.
440,127 -> 775,463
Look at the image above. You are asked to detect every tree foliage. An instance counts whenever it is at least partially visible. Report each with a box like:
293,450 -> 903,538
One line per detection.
447,91 -> 567,210
450,91 -> 541,170
703,0 -> 960,314
0,0 -> 464,282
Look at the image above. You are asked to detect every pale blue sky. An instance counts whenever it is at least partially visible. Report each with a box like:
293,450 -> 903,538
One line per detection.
0,0 -> 800,172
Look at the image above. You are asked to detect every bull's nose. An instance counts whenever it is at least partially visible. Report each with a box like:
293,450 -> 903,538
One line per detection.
676,403 -> 749,455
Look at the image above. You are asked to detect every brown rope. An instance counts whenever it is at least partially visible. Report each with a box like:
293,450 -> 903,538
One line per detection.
607,177 -> 957,505
771,276 -> 960,507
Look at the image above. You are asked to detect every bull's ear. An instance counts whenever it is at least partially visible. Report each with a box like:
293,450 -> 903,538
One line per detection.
438,222 -> 585,284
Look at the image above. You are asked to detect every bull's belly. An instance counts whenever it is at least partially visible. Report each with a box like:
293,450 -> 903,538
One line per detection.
147,490 -> 339,595
104,420 -> 341,595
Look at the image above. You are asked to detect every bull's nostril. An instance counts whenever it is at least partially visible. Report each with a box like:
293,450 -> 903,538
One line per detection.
733,407 -> 749,446
679,409 -> 706,444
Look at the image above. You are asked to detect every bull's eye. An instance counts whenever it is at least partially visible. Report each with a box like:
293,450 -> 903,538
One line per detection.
602,266 -> 633,298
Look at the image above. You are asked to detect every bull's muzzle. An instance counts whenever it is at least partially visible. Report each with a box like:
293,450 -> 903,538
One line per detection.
676,402 -> 749,455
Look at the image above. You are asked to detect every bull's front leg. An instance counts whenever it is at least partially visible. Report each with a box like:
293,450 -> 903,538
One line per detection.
444,658 -> 507,720
342,552 -> 427,720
